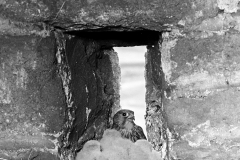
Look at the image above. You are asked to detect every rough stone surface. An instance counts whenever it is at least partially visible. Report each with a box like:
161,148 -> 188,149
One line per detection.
1,0 -> 240,159
145,42 -> 178,160
0,0 -> 193,32
157,1 -> 240,158
0,34 -> 66,159
161,30 -> 240,159
56,36 -> 121,159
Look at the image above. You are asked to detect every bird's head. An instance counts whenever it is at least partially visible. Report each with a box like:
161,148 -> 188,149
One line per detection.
113,109 -> 135,127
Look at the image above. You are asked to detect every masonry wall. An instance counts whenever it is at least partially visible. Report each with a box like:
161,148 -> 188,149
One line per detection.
1,0 -> 240,160
0,34 -> 66,159
160,30 -> 240,159
58,37 -> 121,158
145,1 -> 240,159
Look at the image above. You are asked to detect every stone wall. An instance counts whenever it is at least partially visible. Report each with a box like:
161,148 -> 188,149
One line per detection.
156,1 -> 240,159
161,24 -> 240,159
1,0 -> 240,159
58,36 -> 121,158
0,34 -> 65,159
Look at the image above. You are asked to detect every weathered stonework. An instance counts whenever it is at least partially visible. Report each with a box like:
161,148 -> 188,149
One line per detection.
161,30 -> 240,159
54,35 -> 122,159
0,34 -> 66,159
1,0 -> 240,159
158,1 -> 240,158
0,0 -> 192,32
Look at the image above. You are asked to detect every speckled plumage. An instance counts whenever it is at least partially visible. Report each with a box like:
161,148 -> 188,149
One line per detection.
112,109 -> 147,142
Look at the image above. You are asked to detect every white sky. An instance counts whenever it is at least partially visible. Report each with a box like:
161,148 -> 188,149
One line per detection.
114,46 -> 147,135
115,46 -> 146,64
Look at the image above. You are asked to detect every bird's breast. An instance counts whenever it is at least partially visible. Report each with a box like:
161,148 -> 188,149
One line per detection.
123,121 -> 134,131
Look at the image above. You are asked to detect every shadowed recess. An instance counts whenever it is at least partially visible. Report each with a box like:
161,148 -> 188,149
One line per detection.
65,30 -> 160,48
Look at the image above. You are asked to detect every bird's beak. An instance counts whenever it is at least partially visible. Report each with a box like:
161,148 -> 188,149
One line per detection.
128,115 -> 135,121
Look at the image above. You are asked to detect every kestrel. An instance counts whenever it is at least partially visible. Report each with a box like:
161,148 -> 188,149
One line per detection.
112,109 -> 147,142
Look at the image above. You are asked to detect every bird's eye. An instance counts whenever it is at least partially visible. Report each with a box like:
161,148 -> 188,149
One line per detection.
122,113 -> 127,116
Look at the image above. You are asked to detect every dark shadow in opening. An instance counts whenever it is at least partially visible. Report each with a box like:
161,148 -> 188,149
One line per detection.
65,30 -> 159,48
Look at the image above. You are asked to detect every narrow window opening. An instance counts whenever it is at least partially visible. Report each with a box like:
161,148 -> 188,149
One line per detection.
114,46 -> 147,134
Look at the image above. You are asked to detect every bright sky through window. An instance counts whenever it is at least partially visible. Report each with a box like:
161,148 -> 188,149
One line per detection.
114,46 -> 147,135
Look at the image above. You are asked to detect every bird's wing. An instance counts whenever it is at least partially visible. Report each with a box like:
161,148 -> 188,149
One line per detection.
134,125 -> 147,140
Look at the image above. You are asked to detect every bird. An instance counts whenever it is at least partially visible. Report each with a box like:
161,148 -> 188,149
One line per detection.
112,109 -> 147,142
